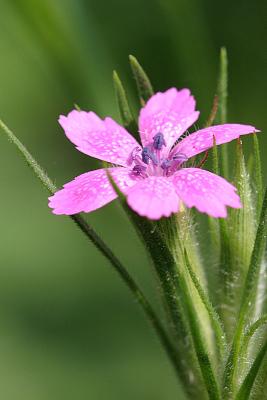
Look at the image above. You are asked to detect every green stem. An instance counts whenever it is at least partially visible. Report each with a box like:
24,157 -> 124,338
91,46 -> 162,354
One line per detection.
216,47 -> 228,178
184,250 -> 227,358
0,119 -> 183,384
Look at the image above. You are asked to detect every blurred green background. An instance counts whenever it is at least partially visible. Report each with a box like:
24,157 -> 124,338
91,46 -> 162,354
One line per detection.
0,0 -> 266,398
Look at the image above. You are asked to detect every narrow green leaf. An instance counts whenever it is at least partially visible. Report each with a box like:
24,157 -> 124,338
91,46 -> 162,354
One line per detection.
241,314 -> 267,357
241,187 -> 267,311
225,140 -> 256,332
253,133 -> 263,220
113,70 -> 134,127
129,55 -> 154,105
179,272 -> 221,400
215,47 -> 228,177
184,250 -> 226,358
236,339 -> 267,400
223,187 -> 267,397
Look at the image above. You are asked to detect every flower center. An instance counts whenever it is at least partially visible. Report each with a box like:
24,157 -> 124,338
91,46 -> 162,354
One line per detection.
128,133 -> 187,178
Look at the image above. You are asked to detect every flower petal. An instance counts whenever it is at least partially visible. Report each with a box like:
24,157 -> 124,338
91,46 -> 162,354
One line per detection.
126,176 -> 180,220
48,167 -> 136,215
172,168 -> 241,218
172,124 -> 259,159
59,110 -> 140,166
138,88 -> 199,151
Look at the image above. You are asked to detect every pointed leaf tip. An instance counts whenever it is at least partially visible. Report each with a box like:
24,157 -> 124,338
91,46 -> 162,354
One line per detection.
129,55 -> 154,105
113,70 -> 134,127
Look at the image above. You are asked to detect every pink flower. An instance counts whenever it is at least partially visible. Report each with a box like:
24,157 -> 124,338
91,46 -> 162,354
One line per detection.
49,88 -> 258,220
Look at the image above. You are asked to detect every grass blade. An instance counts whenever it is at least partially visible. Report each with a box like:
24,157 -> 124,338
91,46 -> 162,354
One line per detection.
184,250 -> 226,358
241,314 -> 267,357
253,133 -> 263,221
236,339 -> 267,400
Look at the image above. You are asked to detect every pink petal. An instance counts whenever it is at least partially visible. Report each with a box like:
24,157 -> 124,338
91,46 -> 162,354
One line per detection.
172,168 -> 242,218
172,124 -> 259,159
126,176 -> 180,220
138,88 -> 199,152
48,167 -> 136,215
59,110 -> 140,167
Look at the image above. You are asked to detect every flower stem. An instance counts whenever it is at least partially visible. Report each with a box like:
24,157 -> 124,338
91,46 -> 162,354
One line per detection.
0,119 -> 184,386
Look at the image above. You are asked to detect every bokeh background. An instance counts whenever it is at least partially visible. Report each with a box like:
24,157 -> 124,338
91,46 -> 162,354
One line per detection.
0,0 -> 266,399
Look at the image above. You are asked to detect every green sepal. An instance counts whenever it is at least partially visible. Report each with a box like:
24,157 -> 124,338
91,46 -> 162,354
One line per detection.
129,55 -> 154,105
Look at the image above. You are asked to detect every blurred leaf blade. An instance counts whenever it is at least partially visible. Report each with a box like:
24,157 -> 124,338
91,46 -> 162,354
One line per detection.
215,47 -> 228,178
129,55 -> 154,105
236,338 -> 267,400
113,70 -> 134,127
253,133 -> 263,220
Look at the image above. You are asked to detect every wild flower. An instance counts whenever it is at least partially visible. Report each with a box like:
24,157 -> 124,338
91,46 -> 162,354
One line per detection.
49,88 -> 257,219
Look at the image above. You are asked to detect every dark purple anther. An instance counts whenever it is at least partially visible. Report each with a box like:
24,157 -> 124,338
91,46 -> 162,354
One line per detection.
141,147 -> 158,165
153,132 -> 166,150
161,159 -> 172,170
132,164 -> 146,176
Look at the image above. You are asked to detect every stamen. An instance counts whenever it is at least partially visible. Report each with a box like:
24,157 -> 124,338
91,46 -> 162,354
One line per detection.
173,153 -> 188,163
141,147 -> 158,165
153,132 -> 166,150
160,153 -> 188,176
161,159 -> 172,170
127,146 -> 142,165
131,164 -> 147,177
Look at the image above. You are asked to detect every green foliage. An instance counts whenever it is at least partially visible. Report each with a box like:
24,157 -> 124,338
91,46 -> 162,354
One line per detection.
1,49 -> 266,400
